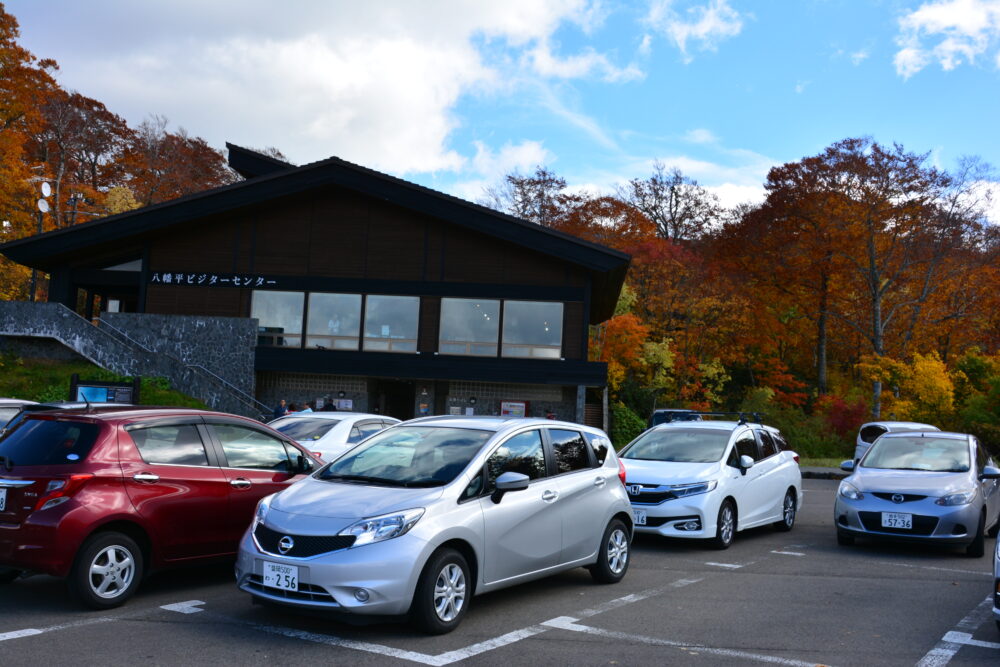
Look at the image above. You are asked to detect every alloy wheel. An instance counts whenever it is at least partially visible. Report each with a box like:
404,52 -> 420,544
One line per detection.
607,528 -> 629,574
433,563 -> 466,622
88,545 -> 136,599
719,505 -> 735,544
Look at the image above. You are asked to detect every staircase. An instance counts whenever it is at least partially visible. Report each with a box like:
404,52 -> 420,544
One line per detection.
0,301 -> 269,420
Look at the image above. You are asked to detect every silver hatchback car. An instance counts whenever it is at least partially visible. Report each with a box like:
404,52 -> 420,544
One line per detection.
236,416 -> 633,633
836,431 -> 1000,556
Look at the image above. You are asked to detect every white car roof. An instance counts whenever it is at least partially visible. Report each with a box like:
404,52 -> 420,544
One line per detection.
862,421 -> 939,430
275,412 -> 396,422
651,420 -> 772,432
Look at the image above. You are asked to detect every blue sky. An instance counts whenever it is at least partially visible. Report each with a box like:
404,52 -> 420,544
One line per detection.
8,0 -> 1000,210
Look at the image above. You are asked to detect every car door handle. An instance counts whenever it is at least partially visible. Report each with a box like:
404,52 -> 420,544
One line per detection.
132,473 -> 159,483
230,478 -> 252,489
542,490 -> 559,502
593,477 -> 606,487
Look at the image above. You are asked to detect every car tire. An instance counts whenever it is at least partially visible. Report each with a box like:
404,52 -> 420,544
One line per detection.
987,515 -> 1000,539
965,512 -> 986,558
773,490 -> 796,532
710,500 -> 736,550
590,519 -> 631,584
68,532 -> 144,609
410,548 -> 470,635
836,529 -> 855,546
0,567 -> 20,584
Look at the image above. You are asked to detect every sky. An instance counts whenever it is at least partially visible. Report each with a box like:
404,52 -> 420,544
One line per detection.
8,0 -> 1000,212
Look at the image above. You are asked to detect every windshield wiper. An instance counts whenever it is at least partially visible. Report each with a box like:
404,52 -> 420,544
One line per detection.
321,473 -> 405,486
401,480 -> 446,488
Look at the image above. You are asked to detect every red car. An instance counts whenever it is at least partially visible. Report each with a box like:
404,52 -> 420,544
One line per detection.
0,405 -> 319,608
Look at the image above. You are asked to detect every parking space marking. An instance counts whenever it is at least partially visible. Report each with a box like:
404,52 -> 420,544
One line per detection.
540,616 -> 826,667
160,600 -> 206,614
942,631 -> 1000,650
704,562 -> 745,569
916,597 -> 994,667
880,562 -> 992,578
0,613 -> 119,643
197,574 -> 708,665
0,629 -> 44,642
770,551 -> 805,557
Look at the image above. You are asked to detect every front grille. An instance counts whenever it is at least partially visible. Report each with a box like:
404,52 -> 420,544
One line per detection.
872,493 -> 927,503
858,511 -> 939,536
254,523 -> 355,558
627,484 -> 678,505
246,574 -> 339,604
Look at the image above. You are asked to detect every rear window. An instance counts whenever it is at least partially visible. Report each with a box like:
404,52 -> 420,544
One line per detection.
270,417 -> 341,441
0,407 -> 21,426
859,425 -> 887,444
0,418 -> 101,466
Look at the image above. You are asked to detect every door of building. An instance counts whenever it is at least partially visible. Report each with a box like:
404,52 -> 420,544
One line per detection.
372,379 -> 415,420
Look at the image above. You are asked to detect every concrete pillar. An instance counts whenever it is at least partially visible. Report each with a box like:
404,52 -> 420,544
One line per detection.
575,384 -> 586,424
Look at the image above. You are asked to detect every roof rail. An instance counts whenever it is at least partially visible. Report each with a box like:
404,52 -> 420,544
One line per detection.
681,411 -> 767,426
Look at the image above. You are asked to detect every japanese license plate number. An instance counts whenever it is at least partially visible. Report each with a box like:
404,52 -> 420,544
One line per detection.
881,512 -> 912,529
633,508 -> 647,525
262,561 -> 299,591
0,488 -> 5,512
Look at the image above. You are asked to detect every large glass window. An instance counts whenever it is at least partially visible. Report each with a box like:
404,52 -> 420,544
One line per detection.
129,424 -> 209,466
363,295 -> 419,352
307,293 -> 361,350
212,424 -> 295,471
439,298 -> 500,356
502,301 -> 563,359
252,291 -> 304,347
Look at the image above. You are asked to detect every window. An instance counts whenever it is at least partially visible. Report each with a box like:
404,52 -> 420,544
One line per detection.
486,430 -> 546,490
549,429 -> 590,473
252,291 -> 304,347
585,432 -> 609,465
212,424 -> 294,471
772,431 -> 791,452
270,417 -> 341,442
356,421 -> 384,441
859,425 -> 887,444
502,301 -> 563,358
363,295 -> 419,352
757,431 -> 778,459
621,428 -> 731,463
129,424 -> 208,466
306,293 -> 361,350
0,419 -> 100,466
439,298 -> 500,356
734,432 -> 758,462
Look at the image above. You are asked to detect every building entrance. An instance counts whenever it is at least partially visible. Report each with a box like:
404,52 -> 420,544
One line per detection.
372,379 -> 415,420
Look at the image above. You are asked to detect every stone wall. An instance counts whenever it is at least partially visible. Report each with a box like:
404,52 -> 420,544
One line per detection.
103,313 -> 255,394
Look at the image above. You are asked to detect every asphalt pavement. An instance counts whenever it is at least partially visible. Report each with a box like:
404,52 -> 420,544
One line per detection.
0,478 -> 997,666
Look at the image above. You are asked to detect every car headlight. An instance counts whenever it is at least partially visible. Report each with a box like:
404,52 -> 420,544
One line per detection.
670,480 -> 718,498
254,494 -> 275,526
838,482 -> 864,501
339,508 -> 425,547
935,488 -> 977,506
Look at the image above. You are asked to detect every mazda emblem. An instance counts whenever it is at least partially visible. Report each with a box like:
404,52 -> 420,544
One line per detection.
627,484 -> 643,496
278,536 -> 295,554
891,494 -> 904,504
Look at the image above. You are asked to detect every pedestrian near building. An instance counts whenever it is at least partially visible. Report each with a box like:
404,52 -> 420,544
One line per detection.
272,399 -> 287,419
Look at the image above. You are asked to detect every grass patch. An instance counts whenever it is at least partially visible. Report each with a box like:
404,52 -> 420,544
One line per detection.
0,353 -> 206,409
799,457 -> 848,469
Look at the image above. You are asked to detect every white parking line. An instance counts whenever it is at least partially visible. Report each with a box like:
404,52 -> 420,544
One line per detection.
0,614 -> 118,642
540,616 -> 826,667
160,600 -> 206,614
880,562 -> 992,578
704,562 -> 744,569
916,597 -> 994,667
770,551 -> 805,557
942,631 -> 1000,650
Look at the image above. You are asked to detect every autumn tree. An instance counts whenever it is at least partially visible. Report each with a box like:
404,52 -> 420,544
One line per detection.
619,161 -> 722,242
480,166 -> 572,227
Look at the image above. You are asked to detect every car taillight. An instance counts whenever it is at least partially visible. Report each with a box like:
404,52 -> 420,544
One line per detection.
33,474 -> 93,512
311,452 -> 322,459
793,454 -> 800,463
617,458 -> 627,486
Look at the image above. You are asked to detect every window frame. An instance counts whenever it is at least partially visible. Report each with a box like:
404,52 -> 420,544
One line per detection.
501,300 -> 564,360
362,294 -> 420,354
543,427 -> 595,476
438,297 -> 501,357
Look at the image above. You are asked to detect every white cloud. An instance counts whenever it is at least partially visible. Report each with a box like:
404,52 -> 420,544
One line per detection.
22,0 -> 634,173
894,0 -> 1000,78
794,80 -> 810,94
683,128 -> 718,144
450,139 -> 555,201
645,0 -> 744,63
850,49 -> 870,65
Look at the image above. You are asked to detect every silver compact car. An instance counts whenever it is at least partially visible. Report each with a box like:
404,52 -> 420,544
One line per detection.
236,417 -> 632,633
994,535 -> 1000,631
836,431 -> 1000,557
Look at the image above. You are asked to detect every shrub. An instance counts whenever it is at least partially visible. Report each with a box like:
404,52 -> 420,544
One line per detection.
610,401 -> 646,450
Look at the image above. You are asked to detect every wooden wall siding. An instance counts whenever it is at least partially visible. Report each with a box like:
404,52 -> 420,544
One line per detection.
419,297 -> 441,353
562,302 -> 584,360
149,216 -> 240,273
307,189 -> 369,278
145,285 -> 245,317
251,197 -> 312,275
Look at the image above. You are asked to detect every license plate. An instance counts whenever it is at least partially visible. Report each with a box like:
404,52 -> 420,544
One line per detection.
262,561 -> 299,591
881,512 -> 912,529
0,488 -> 5,512
633,508 -> 647,525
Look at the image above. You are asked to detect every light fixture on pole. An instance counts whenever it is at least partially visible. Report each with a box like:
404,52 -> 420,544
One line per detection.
29,182 -> 51,302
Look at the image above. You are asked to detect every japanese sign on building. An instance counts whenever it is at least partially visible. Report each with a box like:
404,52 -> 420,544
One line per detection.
148,272 -> 278,288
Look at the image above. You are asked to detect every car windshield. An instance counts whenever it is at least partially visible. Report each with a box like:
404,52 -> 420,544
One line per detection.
0,418 -> 101,467
621,428 -> 731,463
861,436 -> 970,472
318,426 -> 492,487
270,417 -> 341,441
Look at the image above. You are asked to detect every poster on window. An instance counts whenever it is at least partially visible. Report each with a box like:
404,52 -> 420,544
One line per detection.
500,400 -> 528,418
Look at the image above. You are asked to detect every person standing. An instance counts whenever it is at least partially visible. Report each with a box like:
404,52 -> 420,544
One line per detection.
273,399 -> 287,419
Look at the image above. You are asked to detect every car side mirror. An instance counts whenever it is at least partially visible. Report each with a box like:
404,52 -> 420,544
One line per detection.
979,465 -> 1000,480
296,454 -> 314,474
840,460 -> 856,472
739,455 -> 754,476
491,471 -> 530,504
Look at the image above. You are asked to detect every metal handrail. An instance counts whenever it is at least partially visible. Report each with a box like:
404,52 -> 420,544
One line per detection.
95,315 -> 270,417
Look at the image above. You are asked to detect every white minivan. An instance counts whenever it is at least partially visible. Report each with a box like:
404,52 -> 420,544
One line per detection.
620,417 -> 802,549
